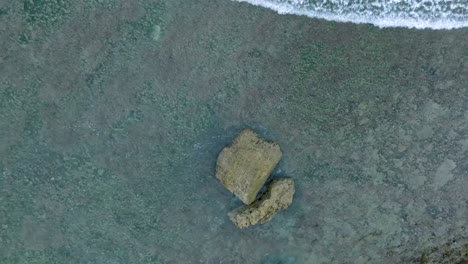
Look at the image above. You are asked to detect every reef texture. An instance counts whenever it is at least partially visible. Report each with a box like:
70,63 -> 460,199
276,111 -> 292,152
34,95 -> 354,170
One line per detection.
229,178 -> 295,229
216,129 -> 282,205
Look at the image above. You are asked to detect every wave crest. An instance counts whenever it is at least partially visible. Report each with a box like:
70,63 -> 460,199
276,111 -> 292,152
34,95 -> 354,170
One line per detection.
234,0 -> 468,29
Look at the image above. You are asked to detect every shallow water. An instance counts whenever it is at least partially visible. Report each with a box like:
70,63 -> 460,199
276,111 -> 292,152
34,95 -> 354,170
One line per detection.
1,0 -> 468,263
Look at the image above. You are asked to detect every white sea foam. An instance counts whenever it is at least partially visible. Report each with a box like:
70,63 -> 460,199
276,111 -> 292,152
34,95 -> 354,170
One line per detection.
234,0 -> 468,29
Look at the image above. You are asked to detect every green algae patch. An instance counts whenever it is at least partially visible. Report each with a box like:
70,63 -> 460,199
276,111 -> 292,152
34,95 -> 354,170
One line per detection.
23,0 -> 72,27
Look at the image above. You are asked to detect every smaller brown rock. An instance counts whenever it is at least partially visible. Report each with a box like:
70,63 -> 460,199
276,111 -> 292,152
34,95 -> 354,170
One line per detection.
229,178 -> 295,229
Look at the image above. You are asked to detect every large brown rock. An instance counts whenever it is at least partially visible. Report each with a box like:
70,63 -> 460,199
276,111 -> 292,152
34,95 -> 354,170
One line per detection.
216,129 -> 282,205
229,178 -> 295,229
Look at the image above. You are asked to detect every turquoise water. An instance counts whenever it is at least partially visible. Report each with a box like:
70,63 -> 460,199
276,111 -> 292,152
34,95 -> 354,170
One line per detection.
235,0 -> 468,29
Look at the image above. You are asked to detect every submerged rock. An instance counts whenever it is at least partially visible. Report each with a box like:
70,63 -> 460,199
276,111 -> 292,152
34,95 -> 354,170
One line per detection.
229,178 -> 295,229
216,129 -> 282,205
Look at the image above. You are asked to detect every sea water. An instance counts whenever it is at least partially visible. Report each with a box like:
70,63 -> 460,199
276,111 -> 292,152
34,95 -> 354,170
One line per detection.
234,0 -> 468,29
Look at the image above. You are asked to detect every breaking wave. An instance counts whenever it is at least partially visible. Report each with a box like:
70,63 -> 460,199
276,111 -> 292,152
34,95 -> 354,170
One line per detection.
234,0 -> 468,29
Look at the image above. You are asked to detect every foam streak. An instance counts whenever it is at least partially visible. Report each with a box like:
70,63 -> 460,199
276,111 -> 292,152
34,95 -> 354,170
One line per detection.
234,0 -> 468,29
